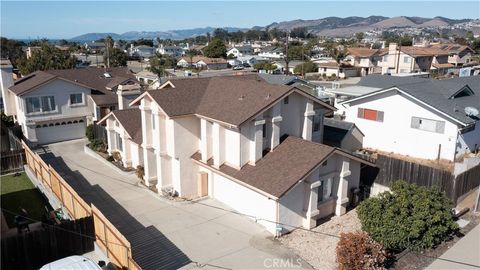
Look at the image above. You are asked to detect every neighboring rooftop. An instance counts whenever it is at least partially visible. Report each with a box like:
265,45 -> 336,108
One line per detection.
10,67 -> 136,95
343,75 -> 480,125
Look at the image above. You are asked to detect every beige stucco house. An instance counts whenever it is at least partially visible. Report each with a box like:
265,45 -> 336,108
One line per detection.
102,75 -> 374,235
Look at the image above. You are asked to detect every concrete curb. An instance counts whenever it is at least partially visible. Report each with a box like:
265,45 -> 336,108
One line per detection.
83,145 -> 135,177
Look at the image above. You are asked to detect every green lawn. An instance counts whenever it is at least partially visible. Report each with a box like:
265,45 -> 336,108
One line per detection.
1,173 -> 51,227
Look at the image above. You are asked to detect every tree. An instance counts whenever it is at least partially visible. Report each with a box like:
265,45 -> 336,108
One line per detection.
16,42 -> 77,75
108,48 -> 127,67
0,37 -> 26,66
203,38 -> 227,58
133,38 -> 154,47
336,231 -> 388,270
294,61 -> 317,75
184,49 -> 200,67
253,62 -> 277,71
355,32 -> 365,43
103,35 -> 114,68
213,28 -> 229,42
357,180 -> 458,251
148,53 -> 175,81
328,47 -> 348,64
290,27 -> 308,39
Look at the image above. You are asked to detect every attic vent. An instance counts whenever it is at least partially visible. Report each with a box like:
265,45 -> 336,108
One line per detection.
265,93 -> 271,100
239,95 -> 246,100
450,86 -> 474,99
104,72 -> 112,78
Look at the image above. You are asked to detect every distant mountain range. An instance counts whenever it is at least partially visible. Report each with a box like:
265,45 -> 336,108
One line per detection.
71,16 -> 475,41
70,27 -> 244,42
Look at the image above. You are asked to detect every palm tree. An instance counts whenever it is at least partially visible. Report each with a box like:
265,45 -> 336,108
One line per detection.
328,47 -> 349,77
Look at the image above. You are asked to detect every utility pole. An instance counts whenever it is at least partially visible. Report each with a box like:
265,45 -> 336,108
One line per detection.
285,31 -> 290,75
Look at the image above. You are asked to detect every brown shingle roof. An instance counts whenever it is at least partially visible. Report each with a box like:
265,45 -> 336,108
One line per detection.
180,56 -> 227,65
347,48 -> 381,58
111,108 -> 143,145
9,67 -> 138,96
146,75 -> 324,127
193,136 -> 336,198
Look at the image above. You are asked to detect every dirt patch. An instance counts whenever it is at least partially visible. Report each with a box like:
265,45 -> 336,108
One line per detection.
279,209 -> 361,270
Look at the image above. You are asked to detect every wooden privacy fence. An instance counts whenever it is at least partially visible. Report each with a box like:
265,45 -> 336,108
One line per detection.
369,154 -> 480,204
0,149 -> 25,174
1,216 -> 95,270
22,142 -> 142,270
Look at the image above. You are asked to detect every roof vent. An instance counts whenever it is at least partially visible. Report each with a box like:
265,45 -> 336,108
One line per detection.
265,93 -> 271,100
104,72 -> 112,78
453,103 -> 459,112
465,106 -> 479,117
239,95 -> 246,101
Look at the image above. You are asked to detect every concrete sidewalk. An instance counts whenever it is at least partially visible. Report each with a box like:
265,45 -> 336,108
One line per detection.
426,225 -> 480,269
39,139 -> 312,270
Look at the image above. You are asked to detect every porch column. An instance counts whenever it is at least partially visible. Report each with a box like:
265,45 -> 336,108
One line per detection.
304,181 -> 320,229
106,119 -> 115,155
336,157 -> 351,216
200,118 -> 208,162
140,102 -> 154,185
251,118 -> 265,165
155,150 -> 163,191
270,103 -> 282,150
212,122 -> 224,169
302,100 -> 315,141
122,134 -> 132,168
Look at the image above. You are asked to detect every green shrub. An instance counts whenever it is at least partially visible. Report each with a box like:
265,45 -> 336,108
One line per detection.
357,180 -> 458,251
90,139 -> 105,152
336,231 -> 387,270
86,124 -> 94,142
106,155 -> 114,162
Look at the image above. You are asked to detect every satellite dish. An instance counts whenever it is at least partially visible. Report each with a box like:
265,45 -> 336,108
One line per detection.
465,106 -> 479,117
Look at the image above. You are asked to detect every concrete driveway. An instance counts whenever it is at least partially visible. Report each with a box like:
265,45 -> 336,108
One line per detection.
38,139 -> 311,270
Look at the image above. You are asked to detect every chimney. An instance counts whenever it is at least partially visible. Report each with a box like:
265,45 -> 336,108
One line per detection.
117,88 -> 125,110
389,43 -> 398,55
0,60 -> 15,115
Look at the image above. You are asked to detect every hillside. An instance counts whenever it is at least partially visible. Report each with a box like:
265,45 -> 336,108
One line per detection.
71,16 -> 474,41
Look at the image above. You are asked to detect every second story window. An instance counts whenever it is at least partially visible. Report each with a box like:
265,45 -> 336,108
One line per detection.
358,108 -> 384,122
26,96 -> 55,114
70,93 -> 83,105
403,56 -> 411,63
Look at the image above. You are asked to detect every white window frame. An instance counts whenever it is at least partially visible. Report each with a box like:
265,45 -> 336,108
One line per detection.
116,132 -> 123,152
411,116 -> 445,134
69,93 -> 85,107
317,178 -> 333,204
24,95 -> 57,115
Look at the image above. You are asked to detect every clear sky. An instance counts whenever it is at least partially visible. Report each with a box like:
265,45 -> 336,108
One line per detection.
1,1 -> 479,39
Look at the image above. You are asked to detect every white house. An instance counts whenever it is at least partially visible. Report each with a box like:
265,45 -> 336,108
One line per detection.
157,44 -> 184,58
227,45 -> 253,58
3,67 -> 141,145
130,45 -> 155,58
340,75 -> 480,161
102,75 -> 374,234
258,47 -> 285,59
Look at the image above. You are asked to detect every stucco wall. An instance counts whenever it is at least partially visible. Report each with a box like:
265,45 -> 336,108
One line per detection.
279,182 -> 307,231
343,90 -> 458,161
19,79 -> 92,124
211,172 -> 277,233
280,92 -> 305,138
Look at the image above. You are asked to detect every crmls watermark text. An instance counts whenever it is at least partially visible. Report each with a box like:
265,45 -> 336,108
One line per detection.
263,258 -> 303,268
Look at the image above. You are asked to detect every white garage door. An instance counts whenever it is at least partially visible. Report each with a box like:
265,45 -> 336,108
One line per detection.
35,119 -> 86,145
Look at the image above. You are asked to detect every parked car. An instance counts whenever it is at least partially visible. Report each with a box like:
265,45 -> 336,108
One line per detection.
40,256 -> 103,270
242,63 -> 251,68
233,65 -> 244,70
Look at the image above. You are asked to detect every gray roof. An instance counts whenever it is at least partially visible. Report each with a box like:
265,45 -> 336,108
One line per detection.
324,118 -> 355,131
346,75 -> 480,126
